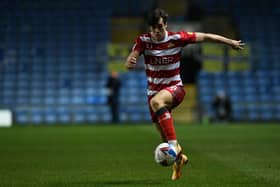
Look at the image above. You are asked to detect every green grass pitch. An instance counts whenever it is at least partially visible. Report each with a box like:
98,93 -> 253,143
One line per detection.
0,123 -> 279,187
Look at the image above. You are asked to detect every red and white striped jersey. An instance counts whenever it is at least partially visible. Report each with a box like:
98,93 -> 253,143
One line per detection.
132,31 -> 196,96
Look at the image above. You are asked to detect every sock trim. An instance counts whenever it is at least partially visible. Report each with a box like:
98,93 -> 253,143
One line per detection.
155,107 -> 168,117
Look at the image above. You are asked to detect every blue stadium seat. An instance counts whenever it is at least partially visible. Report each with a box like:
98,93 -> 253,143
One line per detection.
87,113 -> 99,123
230,94 -> 242,103
44,109 -> 57,124
247,105 -> 259,121
86,96 -> 107,105
71,95 -> 85,105
44,96 -> 57,105
259,105 -> 274,120
232,105 -> 245,121
57,107 -> 71,123
73,111 -> 86,123
14,108 -> 29,124
129,113 -> 142,122
30,108 -> 44,124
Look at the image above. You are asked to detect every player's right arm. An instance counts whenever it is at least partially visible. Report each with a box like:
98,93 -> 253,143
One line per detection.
125,35 -> 145,70
125,50 -> 140,70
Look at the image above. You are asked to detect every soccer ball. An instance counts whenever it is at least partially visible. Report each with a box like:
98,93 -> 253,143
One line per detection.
154,143 -> 178,166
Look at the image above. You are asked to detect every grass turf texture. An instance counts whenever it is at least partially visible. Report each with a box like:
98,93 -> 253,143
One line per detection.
0,123 -> 279,187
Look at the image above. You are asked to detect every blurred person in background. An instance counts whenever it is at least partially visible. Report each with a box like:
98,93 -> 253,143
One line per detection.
125,8 -> 244,180
211,90 -> 232,122
106,71 -> 121,123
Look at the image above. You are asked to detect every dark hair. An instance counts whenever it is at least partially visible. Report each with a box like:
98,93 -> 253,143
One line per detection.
147,8 -> 168,26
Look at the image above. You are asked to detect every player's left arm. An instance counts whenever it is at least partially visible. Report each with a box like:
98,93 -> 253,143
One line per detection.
195,32 -> 245,50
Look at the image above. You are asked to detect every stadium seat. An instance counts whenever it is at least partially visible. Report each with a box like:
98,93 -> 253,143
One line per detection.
30,109 -> 44,124
259,105 -> 274,120
14,108 -> 29,124
57,107 -> 71,124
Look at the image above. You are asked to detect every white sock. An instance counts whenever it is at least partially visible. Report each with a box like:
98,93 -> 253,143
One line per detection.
168,140 -> 178,147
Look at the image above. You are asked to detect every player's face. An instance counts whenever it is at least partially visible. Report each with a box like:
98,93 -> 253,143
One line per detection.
150,18 -> 167,41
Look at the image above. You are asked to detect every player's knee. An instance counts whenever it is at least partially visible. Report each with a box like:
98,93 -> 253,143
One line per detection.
150,98 -> 163,111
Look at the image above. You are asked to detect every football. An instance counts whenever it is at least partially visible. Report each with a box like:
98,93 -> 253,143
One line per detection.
154,143 -> 178,166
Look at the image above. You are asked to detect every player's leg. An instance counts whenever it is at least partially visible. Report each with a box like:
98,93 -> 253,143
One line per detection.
154,122 -> 167,142
149,89 -> 178,146
148,99 -> 168,142
150,86 -> 188,180
150,86 -> 186,146
164,86 -> 188,180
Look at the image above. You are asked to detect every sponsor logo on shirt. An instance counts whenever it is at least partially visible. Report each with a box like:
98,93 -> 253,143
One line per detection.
150,56 -> 174,65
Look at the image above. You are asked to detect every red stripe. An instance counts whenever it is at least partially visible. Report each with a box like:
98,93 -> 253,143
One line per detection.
146,68 -> 180,78
148,41 -> 181,50
148,81 -> 182,91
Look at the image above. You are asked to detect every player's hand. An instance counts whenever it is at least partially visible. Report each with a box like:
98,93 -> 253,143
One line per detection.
231,40 -> 245,50
125,56 -> 137,69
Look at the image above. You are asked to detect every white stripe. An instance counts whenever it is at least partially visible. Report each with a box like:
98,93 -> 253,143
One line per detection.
140,32 -> 181,44
147,90 -> 158,96
145,62 -> 180,71
152,33 -> 181,43
142,31 -> 169,44
148,74 -> 181,85
144,47 -> 182,56
140,35 -> 168,44
139,36 -> 151,43
168,34 -> 181,40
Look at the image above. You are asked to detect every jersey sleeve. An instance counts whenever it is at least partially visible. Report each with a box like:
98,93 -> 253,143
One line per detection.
180,31 -> 196,46
132,36 -> 145,54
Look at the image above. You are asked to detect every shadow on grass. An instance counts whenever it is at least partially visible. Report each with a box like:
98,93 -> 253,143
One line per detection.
93,179 -> 163,186
47,179 -> 164,187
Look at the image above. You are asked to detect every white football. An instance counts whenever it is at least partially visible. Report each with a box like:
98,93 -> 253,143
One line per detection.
154,143 -> 178,166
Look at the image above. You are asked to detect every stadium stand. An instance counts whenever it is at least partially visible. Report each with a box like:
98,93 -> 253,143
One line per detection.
0,0 -> 154,124
0,0 -> 279,124
0,0 -> 110,124
197,0 -> 280,121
